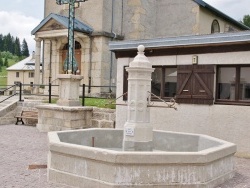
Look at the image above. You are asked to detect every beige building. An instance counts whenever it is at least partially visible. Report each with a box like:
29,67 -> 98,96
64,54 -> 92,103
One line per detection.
6,53 -> 42,94
31,0 -> 248,96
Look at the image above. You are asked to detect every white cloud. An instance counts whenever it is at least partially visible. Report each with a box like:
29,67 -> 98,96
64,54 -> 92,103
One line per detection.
0,11 -> 40,53
203,0 -> 250,21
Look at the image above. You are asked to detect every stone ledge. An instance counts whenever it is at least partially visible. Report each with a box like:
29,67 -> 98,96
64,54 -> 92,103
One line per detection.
37,104 -> 93,111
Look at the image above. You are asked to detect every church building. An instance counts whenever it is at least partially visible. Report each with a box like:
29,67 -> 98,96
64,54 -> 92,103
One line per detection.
31,0 -> 248,95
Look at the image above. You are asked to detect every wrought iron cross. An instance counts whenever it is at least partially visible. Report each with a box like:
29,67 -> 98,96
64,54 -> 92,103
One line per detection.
56,0 -> 88,74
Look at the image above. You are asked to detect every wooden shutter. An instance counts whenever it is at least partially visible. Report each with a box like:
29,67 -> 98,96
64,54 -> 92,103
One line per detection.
176,65 -> 214,105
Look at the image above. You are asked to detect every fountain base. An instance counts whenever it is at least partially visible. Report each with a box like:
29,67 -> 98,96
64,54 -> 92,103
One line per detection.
48,128 -> 236,187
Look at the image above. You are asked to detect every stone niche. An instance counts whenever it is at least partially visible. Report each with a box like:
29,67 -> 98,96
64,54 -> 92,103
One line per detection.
36,104 -> 93,132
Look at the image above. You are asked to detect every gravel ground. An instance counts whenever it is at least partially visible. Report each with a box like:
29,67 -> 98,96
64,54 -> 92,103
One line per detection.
0,124 -> 249,188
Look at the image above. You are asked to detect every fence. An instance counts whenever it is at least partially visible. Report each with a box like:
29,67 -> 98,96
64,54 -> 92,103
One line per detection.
0,83 -> 116,106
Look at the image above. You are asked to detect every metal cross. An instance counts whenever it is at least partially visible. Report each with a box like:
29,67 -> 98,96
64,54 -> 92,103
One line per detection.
56,0 -> 88,74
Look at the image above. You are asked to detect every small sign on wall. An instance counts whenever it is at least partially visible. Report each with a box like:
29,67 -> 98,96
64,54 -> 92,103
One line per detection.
192,55 -> 198,64
125,127 -> 134,136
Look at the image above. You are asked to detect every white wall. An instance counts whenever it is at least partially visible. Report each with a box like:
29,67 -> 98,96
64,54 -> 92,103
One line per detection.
116,52 -> 250,157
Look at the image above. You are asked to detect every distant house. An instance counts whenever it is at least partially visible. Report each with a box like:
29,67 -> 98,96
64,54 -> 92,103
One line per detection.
6,52 -> 42,93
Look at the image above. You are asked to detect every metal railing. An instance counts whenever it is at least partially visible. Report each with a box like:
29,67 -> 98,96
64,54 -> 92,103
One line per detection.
0,83 -> 116,106
0,84 -> 18,103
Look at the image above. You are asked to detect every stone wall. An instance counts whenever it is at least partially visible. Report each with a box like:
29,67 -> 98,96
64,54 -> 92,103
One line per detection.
0,101 -> 17,125
91,107 -> 116,128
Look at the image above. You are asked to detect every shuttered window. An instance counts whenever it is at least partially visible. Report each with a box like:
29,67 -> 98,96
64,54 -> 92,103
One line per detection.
176,65 -> 214,105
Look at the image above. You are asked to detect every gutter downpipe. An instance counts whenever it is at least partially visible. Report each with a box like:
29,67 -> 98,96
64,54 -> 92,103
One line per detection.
110,0 -> 115,93
42,40 -> 45,84
88,36 -> 93,93
49,40 -> 52,83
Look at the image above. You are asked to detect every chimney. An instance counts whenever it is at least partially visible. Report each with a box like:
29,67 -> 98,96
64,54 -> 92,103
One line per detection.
32,51 -> 35,59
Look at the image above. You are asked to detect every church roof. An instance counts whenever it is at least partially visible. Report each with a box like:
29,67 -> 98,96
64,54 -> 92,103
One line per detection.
194,0 -> 249,30
31,13 -> 93,35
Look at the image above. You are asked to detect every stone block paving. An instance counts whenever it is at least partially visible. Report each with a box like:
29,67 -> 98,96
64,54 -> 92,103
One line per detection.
0,124 -> 250,188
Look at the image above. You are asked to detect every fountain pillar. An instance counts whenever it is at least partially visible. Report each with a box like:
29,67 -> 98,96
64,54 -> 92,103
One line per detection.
123,45 -> 154,151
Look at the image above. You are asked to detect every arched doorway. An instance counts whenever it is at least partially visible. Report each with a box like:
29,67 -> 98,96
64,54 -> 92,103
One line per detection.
61,41 -> 82,73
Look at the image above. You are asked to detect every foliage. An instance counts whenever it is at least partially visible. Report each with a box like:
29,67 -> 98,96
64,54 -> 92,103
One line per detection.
4,58 -> 8,67
0,54 -> 3,66
21,39 -> 30,57
243,14 -> 250,27
0,33 -> 29,58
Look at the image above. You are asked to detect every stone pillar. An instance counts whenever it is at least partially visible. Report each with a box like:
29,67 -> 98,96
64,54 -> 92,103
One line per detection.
34,38 -> 42,93
57,74 -> 83,106
123,45 -> 154,151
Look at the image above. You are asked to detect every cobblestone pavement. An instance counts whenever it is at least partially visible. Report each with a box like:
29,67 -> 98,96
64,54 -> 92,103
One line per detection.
0,124 -> 250,188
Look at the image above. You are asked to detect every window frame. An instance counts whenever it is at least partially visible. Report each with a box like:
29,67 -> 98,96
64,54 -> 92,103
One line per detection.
28,72 -> 34,78
215,65 -> 250,105
16,72 -> 19,78
151,66 -> 177,100
211,19 -> 220,34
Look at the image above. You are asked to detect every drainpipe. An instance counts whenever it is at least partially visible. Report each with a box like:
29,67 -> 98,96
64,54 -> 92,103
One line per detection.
42,40 -> 45,84
109,0 -> 115,93
88,36 -> 93,93
49,40 -> 52,83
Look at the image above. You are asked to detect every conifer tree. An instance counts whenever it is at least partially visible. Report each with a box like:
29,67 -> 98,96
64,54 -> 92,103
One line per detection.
21,39 -> 29,57
0,34 -> 3,52
4,57 -> 8,67
14,37 -> 21,56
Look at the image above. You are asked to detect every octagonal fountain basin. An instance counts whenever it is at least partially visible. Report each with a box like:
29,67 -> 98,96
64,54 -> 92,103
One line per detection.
48,128 -> 236,188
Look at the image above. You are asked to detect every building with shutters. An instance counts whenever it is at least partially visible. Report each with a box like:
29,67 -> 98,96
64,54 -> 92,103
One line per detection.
110,30 -> 250,157
32,0 -> 248,96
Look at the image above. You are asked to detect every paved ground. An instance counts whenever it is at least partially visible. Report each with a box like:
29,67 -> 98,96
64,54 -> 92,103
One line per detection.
0,124 -> 250,188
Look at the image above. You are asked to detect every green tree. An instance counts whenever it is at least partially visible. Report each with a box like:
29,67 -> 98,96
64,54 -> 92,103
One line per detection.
0,34 -> 3,51
14,37 -> 21,56
0,53 -> 3,66
21,39 -> 29,57
4,57 -> 8,67
243,15 -> 250,27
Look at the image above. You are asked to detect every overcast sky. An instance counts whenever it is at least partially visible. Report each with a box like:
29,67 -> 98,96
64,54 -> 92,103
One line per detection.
0,0 -> 249,53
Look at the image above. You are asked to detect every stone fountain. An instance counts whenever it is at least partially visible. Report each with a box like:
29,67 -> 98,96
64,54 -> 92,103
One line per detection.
47,45 -> 236,187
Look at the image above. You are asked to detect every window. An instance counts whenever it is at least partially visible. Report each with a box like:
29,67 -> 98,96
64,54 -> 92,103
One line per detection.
123,66 -> 177,101
216,66 -> 250,104
151,67 -> 177,99
16,72 -> 19,78
29,72 -> 34,78
211,20 -> 220,33
30,82 -> 33,87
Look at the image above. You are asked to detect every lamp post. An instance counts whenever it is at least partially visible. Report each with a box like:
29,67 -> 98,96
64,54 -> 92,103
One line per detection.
56,0 -> 88,74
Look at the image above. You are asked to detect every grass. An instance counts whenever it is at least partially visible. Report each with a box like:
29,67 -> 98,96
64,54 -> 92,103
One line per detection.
46,98 -> 116,109
0,58 -> 17,88
84,98 -> 116,109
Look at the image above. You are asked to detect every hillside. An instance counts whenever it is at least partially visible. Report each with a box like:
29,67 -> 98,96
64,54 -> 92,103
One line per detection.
0,58 -> 17,88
